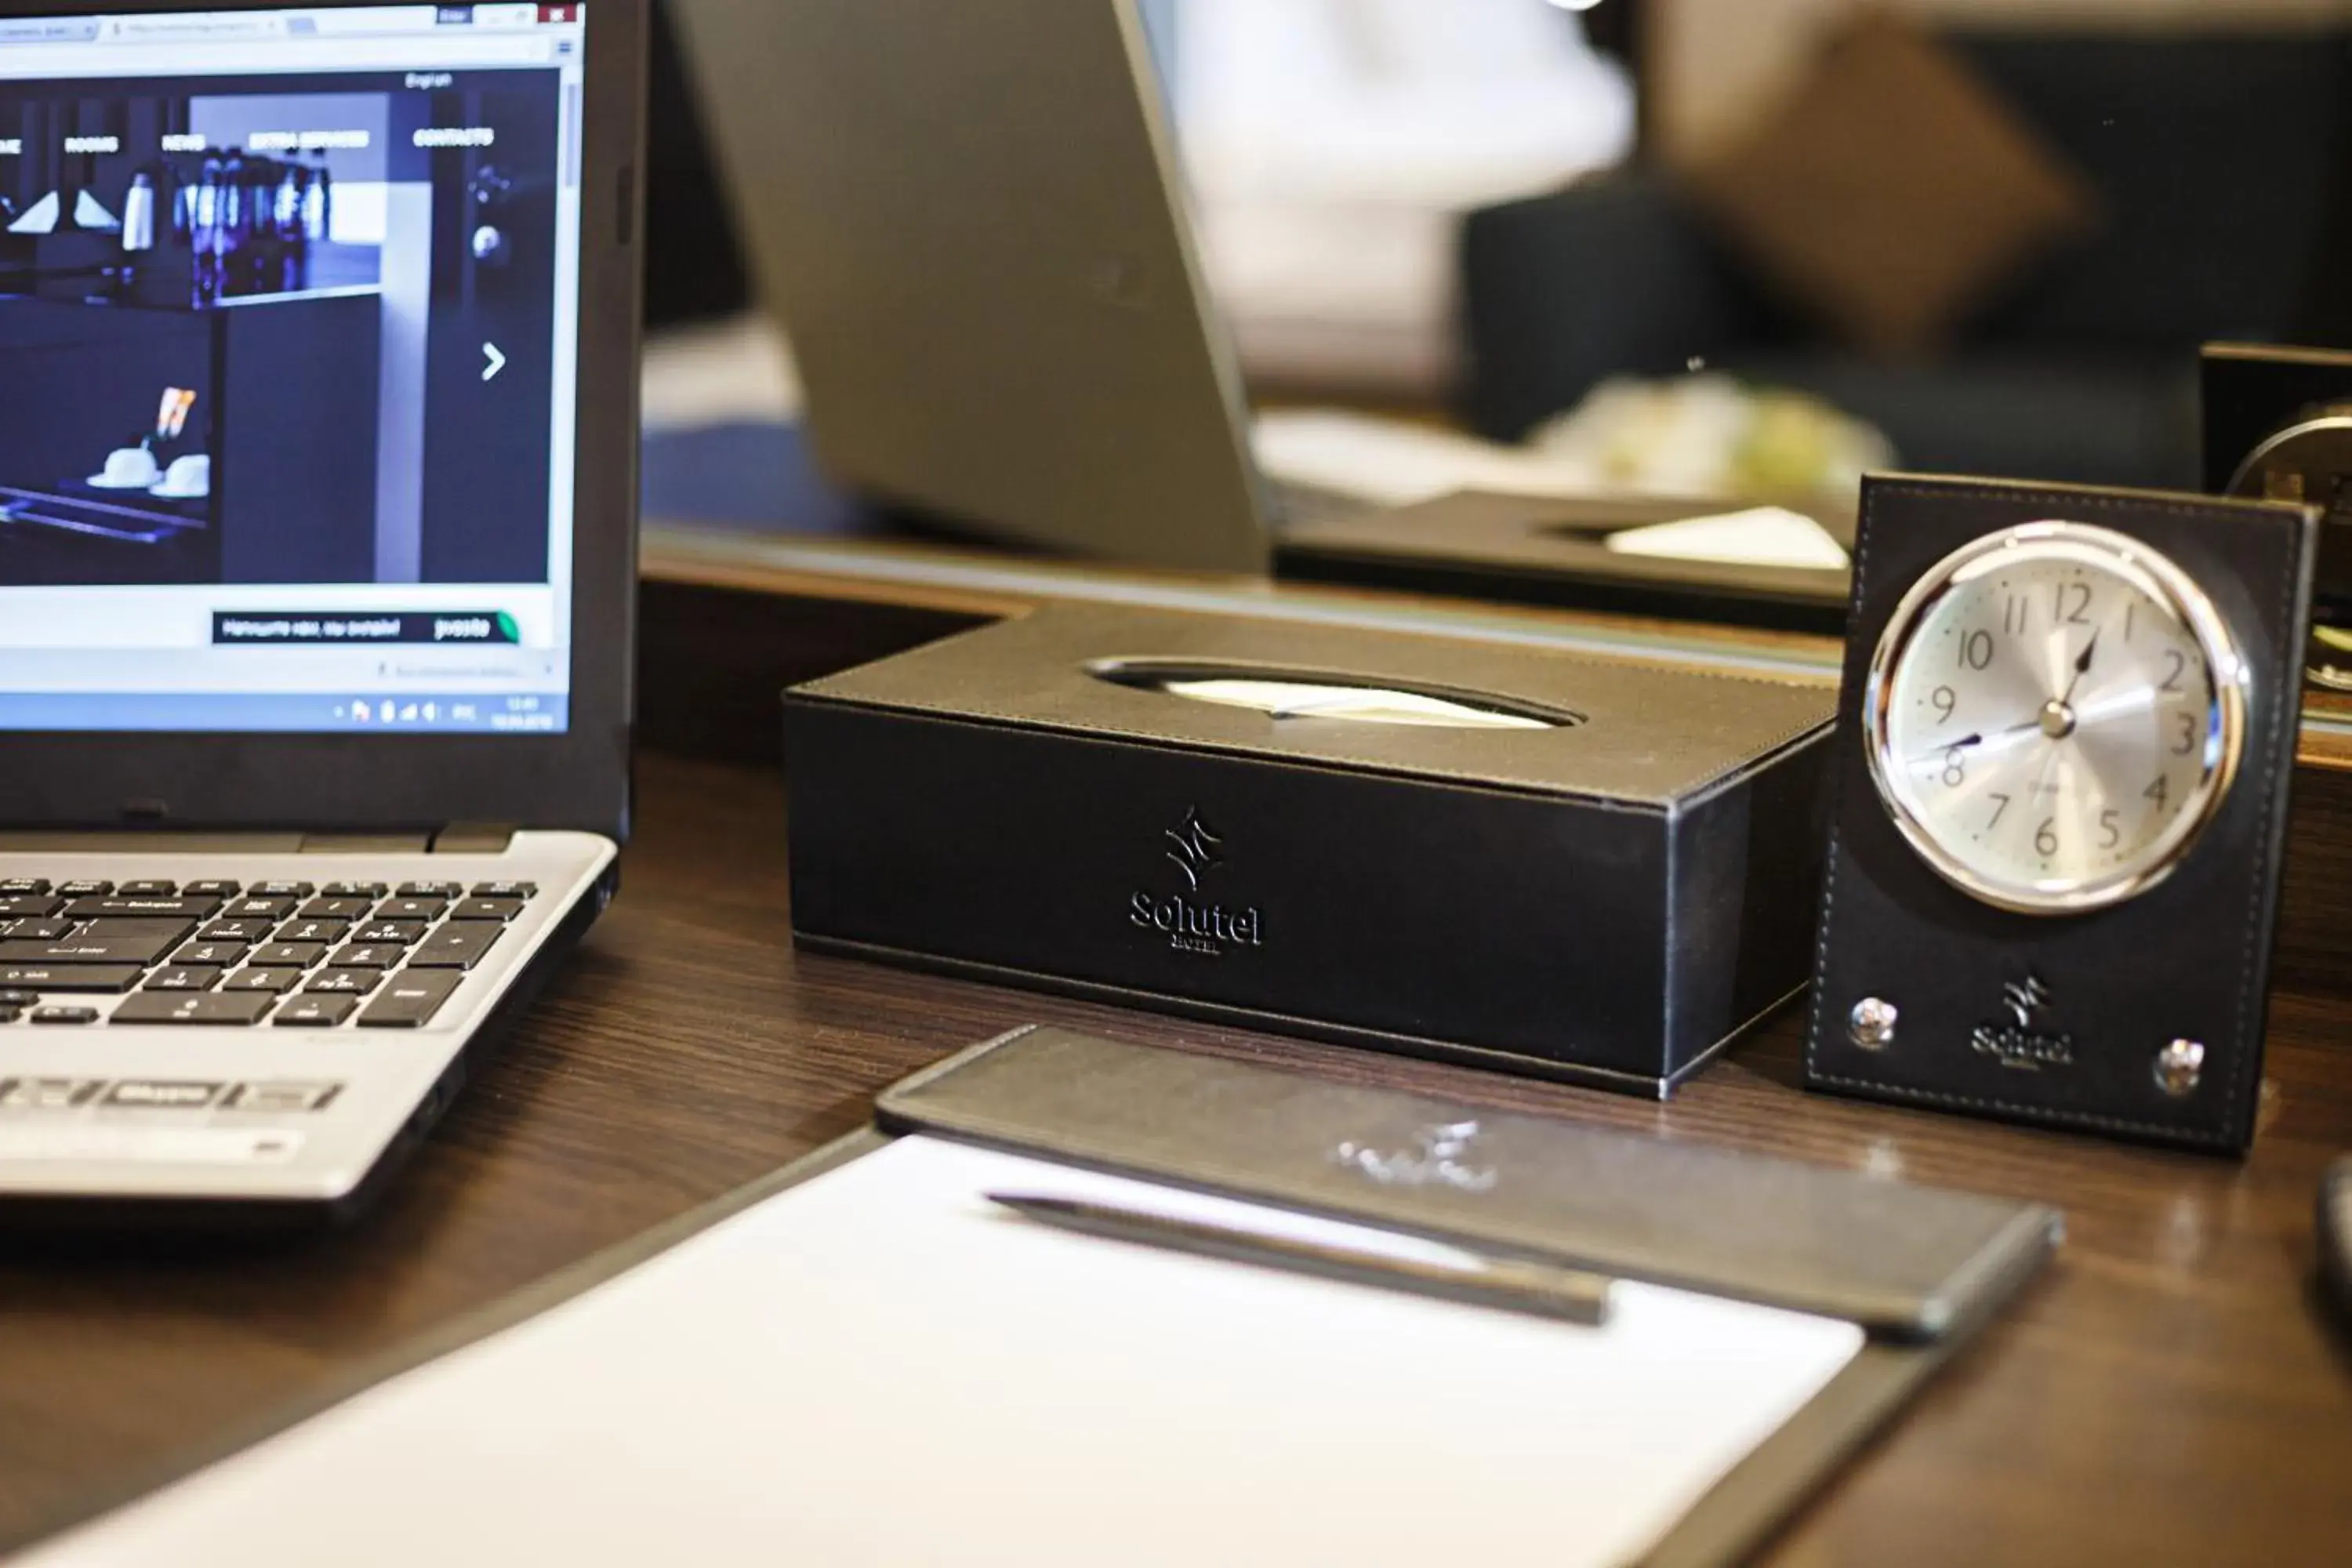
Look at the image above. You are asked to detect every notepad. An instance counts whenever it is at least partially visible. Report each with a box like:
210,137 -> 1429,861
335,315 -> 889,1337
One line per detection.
25,1136 -> 1864,1568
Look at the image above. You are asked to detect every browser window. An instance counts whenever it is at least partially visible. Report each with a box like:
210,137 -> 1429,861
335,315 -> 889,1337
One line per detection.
0,4 -> 588,734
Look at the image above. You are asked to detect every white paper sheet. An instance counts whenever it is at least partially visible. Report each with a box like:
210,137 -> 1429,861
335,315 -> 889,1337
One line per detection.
1602,506 -> 1852,571
25,1136 -> 1864,1568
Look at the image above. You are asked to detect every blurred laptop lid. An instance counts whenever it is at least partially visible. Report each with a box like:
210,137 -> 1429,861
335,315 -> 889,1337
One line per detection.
667,0 -> 1272,573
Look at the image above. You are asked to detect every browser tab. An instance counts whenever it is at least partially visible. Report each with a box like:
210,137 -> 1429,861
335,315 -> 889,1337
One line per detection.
0,17 -> 99,43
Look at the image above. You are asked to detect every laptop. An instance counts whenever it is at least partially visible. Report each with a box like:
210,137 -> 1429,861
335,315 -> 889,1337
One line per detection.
667,0 -> 1308,575
0,0 -> 646,1223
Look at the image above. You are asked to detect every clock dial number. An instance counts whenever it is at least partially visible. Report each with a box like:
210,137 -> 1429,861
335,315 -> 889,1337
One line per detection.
1875,528 -> 2237,910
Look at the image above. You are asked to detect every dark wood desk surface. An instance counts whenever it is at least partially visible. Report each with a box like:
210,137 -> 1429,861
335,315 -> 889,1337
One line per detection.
5,748 -> 2350,1563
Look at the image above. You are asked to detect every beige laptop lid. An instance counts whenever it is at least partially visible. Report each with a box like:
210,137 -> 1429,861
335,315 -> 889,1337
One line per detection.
667,0 -> 1272,573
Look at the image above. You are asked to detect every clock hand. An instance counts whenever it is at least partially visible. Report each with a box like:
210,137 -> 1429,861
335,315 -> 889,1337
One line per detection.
1909,722 -> 2043,768
2058,629 -> 2101,707
1913,633 -> 2118,770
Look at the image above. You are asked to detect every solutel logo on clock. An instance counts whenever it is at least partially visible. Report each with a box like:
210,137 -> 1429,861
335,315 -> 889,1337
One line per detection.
1971,972 -> 2074,1072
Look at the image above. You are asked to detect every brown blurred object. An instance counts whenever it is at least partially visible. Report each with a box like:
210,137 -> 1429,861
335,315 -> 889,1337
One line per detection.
1684,11 -> 2096,358
1461,14 -> 2352,488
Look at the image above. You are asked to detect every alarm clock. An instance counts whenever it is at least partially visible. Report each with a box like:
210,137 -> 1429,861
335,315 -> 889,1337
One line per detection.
1806,476 -> 2318,1151
2201,342 -> 2352,690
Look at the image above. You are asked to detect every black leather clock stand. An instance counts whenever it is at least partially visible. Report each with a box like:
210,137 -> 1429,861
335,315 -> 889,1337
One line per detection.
1804,476 -> 2318,1152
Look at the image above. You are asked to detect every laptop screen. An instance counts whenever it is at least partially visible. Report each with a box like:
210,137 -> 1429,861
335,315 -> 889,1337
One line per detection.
0,4 -> 588,735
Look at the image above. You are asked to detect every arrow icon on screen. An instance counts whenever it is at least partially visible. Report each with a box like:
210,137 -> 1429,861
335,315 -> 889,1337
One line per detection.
481,342 -> 506,383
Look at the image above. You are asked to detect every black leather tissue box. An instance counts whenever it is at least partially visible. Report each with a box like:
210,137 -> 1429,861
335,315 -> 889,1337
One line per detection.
781,604 -> 1835,1096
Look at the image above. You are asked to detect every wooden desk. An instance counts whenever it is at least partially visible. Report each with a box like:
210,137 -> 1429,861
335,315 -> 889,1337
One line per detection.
2,745 -> 2349,1563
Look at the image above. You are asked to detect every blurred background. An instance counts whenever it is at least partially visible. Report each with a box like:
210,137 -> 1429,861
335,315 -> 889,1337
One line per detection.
640,0 -> 2352,503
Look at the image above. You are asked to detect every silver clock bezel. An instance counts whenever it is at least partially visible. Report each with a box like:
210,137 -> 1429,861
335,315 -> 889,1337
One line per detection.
1861,520 -> 2249,916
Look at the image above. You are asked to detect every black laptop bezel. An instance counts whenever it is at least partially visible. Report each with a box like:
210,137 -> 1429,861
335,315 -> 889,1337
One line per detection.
0,0 -> 644,841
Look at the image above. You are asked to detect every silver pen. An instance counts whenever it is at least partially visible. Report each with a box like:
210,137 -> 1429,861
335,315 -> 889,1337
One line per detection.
985,1191 -> 1613,1327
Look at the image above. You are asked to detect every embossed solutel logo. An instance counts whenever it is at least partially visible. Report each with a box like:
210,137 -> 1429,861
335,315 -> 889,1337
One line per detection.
1128,806 -> 1264,957
1332,1121 -> 1498,1194
1970,973 -> 2074,1072
1163,807 -> 1223,890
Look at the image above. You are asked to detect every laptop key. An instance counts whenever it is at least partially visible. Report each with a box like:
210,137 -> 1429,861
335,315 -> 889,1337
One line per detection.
0,895 -> 64,918
56,880 -> 111,897
0,965 -> 142,993
112,992 -> 274,1026
0,931 -> 183,966
274,994 -> 358,1027
410,923 -> 503,970
399,881 -> 464,899
376,898 -> 445,922
299,897 -> 374,921
181,880 -> 241,898
31,1007 -> 100,1025
276,918 -> 350,945
328,944 -> 403,970
143,966 -> 224,993
70,896 -> 220,920
451,897 -> 524,923
227,1082 -> 341,1113
175,941 -> 251,967
354,920 -> 428,946
198,920 -> 272,944
321,882 -> 387,898
0,879 -> 51,895
304,968 -> 383,996
117,880 -> 177,896
0,1009 -> 18,1025
223,897 -> 296,920
252,942 -> 328,968
11,919 -> 70,942
0,1078 -> 100,1107
249,880 -> 314,899
222,967 -> 304,994
0,989 -> 36,1007
101,1080 -> 223,1107
358,970 -> 463,1028
471,881 -> 537,899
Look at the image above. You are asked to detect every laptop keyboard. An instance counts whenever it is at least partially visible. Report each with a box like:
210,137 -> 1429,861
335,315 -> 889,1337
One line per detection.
0,878 -> 539,1029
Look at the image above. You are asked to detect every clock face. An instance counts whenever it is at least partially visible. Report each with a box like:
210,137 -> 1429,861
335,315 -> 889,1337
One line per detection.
1864,521 -> 2248,914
